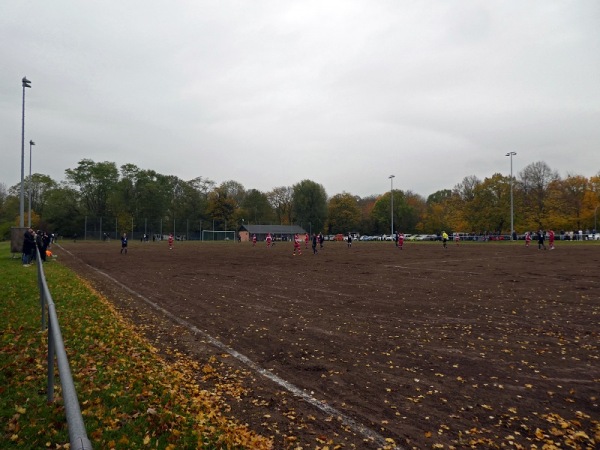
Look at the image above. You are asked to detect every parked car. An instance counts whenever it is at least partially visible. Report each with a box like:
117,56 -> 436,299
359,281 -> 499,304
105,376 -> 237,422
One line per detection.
488,235 -> 511,241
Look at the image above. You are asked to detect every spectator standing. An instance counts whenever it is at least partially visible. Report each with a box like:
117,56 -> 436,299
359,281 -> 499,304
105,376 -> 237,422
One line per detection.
36,231 -> 46,262
22,228 -> 35,266
42,232 -> 50,259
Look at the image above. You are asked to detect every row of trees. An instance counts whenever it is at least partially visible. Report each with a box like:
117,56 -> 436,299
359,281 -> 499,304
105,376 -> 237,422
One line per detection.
1,159 -> 599,240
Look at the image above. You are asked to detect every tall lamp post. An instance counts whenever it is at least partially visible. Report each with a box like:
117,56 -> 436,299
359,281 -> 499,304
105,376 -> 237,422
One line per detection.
28,140 -> 35,227
20,76 -> 32,228
505,152 -> 516,239
389,175 -> 395,236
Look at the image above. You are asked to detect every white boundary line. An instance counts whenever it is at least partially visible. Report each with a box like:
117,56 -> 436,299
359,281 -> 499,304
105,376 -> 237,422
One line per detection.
385,265 -> 482,275
57,245 -> 403,450
395,254 -> 535,265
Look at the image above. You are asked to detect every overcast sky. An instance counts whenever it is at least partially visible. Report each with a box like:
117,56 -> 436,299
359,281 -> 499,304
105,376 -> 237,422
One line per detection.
1,1 -> 599,198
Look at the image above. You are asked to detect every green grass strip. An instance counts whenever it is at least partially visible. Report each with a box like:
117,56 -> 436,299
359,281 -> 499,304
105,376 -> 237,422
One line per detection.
0,242 -> 271,449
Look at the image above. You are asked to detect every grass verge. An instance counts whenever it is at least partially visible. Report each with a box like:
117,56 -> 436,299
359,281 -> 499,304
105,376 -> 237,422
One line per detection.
0,242 -> 272,449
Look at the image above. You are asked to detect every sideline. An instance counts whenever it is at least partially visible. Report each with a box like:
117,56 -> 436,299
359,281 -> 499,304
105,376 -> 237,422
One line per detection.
393,253 -> 535,265
57,244 -> 403,450
385,265 -> 482,275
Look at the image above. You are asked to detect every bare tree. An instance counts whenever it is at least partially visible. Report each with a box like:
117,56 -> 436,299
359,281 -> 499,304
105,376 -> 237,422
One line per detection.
453,175 -> 481,201
267,186 -> 293,225
519,161 -> 560,228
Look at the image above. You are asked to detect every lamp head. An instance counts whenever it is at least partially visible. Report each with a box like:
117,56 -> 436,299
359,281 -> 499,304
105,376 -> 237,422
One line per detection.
30,140 -> 35,146
22,77 -> 31,88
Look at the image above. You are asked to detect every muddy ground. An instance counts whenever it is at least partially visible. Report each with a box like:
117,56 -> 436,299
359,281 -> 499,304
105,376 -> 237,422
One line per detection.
54,239 -> 599,449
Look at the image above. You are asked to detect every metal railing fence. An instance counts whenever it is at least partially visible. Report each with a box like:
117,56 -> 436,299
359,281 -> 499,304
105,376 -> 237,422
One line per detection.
35,248 -> 93,450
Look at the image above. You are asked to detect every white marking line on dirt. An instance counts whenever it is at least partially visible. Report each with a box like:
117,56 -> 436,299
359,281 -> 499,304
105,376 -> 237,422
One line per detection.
59,247 -> 402,450
384,253 -> 539,275
398,254 -> 534,265
385,265 -> 482,275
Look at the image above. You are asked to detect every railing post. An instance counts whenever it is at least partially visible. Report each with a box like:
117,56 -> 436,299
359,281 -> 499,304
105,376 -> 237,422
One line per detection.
36,247 -> 93,449
47,317 -> 55,402
38,248 -> 46,330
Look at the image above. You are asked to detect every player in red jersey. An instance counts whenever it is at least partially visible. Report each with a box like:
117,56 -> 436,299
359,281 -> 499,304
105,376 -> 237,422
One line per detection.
252,234 -> 257,246
304,233 -> 309,249
548,229 -> 555,250
266,233 -> 272,248
454,233 -> 460,246
168,233 -> 174,250
525,231 -> 531,247
293,233 -> 302,255
397,232 -> 404,250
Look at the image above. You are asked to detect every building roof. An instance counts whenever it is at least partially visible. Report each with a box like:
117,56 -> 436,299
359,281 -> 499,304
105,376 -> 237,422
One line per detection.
241,224 -> 306,235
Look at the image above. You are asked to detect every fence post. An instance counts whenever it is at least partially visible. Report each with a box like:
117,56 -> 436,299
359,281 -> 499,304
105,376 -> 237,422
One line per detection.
47,317 -> 55,402
37,249 -> 93,449
38,259 -> 46,330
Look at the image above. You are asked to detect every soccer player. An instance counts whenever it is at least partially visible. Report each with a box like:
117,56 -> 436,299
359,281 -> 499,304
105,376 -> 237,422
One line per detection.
525,231 -> 531,247
266,233 -> 272,248
168,233 -> 174,250
454,233 -> 460,245
312,233 -> 318,254
293,233 -> 302,255
538,230 -> 547,250
252,234 -> 257,246
397,232 -> 404,250
548,229 -> 555,250
347,233 -> 352,248
305,233 -> 309,249
120,233 -> 128,254
442,231 -> 449,248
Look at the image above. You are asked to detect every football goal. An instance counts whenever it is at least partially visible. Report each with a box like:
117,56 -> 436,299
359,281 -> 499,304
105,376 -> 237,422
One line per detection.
201,230 -> 236,241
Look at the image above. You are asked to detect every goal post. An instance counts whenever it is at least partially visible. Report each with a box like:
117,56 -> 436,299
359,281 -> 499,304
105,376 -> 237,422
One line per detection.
201,230 -> 236,241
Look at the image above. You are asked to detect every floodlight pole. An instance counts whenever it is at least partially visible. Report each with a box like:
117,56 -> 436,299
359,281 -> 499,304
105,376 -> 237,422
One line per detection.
28,140 -> 35,227
20,77 -> 32,228
506,152 -> 516,239
389,175 -> 395,236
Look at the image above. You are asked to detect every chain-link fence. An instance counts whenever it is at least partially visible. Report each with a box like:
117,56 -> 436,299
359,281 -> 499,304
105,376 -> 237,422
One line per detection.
75,217 -> 230,241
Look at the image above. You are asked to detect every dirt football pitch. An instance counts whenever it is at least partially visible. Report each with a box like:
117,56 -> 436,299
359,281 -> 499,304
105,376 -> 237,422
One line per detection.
55,239 -> 599,449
